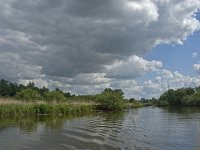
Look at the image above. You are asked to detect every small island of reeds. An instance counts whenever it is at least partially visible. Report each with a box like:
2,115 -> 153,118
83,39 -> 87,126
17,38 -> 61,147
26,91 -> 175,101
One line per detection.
0,79 -> 144,116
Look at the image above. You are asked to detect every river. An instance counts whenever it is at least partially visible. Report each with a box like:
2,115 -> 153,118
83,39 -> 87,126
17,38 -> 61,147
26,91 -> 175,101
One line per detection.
0,107 -> 200,150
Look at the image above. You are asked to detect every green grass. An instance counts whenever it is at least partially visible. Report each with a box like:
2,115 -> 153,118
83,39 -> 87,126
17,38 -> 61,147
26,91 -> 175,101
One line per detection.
127,100 -> 144,108
0,103 -> 95,117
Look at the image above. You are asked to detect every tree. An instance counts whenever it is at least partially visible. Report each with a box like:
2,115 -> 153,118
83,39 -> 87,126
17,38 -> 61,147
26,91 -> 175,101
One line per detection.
103,88 -> 124,97
96,88 -> 126,110
0,79 -> 21,97
159,88 -> 196,106
27,81 -> 35,88
15,88 -> 43,101
44,90 -> 66,103
129,98 -> 136,103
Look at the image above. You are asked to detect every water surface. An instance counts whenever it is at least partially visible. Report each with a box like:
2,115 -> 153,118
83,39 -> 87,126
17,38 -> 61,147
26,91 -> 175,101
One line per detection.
0,107 -> 200,150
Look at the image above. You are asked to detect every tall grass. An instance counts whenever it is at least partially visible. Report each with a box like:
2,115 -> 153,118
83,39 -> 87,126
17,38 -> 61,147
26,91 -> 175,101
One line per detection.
0,103 -> 95,117
128,100 -> 144,108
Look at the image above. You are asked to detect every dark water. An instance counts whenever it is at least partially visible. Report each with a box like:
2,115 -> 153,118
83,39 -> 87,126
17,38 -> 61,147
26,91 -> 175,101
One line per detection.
0,107 -> 200,150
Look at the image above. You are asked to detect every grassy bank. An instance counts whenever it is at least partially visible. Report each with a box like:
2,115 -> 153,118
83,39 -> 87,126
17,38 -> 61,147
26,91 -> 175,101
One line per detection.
128,101 -> 144,108
0,98 -> 145,116
0,79 -> 144,115
0,100 -> 95,117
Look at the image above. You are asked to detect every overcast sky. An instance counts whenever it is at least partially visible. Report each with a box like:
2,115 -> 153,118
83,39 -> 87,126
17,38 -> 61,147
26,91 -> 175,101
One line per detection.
0,0 -> 200,99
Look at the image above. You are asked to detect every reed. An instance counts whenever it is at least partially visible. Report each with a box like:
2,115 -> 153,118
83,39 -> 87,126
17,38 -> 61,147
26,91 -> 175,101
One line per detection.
0,103 -> 95,117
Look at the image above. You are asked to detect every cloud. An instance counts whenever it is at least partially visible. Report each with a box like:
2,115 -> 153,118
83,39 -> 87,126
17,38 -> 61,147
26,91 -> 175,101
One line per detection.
0,52 -> 42,80
192,52 -> 198,58
0,0 -> 199,78
194,64 -> 200,73
115,69 -> 200,99
0,0 -> 200,97
105,55 -> 162,79
161,69 -> 174,79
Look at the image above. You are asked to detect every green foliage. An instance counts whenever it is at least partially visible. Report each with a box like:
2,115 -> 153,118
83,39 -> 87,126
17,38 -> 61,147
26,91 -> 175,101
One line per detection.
140,98 -> 157,106
15,88 -> 43,101
44,91 -> 66,103
0,79 -> 21,97
130,100 -> 144,108
156,100 -> 169,107
182,91 -> 200,106
129,98 -> 136,103
103,88 -> 124,97
96,89 -> 126,110
0,79 -> 75,102
74,95 -> 97,102
0,104 -> 94,116
158,87 -> 198,106
159,88 -> 195,106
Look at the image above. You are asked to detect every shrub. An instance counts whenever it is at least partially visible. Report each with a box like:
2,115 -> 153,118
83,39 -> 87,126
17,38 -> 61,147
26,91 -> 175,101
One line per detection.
44,91 -> 66,103
159,88 -> 195,106
183,91 -> 200,106
129,98 -> 136,103
15,88 -> 43,101
96,91 -> 126,110
156,100 -> 169,107
131,100 -> 144,108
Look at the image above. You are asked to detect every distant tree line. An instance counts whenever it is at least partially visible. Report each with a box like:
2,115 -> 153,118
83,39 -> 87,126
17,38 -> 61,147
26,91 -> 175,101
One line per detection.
158,87 -> 200,107
0,79 -> 128,110
3,79 -> 200,108
0,79 -> 74,100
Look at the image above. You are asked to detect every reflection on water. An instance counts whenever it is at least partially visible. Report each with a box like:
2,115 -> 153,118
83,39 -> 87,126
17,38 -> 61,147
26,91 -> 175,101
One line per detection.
0,107 -> 200,150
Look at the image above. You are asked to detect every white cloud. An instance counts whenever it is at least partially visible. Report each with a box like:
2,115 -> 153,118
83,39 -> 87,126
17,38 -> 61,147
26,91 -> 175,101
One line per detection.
126,0 -> 159,26
0,0 -> 199,79
106,55 -> 162,79
19,79 -> 48,88
194,64 -> 200,73
160,69 -> 174,79
110,79 -> 138,89
109,69 -> 200,99
0,0 -> 199,98
192,52 -> 198,58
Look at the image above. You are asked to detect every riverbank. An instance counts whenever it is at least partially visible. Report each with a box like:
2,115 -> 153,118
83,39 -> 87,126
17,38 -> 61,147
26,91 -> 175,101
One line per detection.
0,99 -> 95,116
0,98 -> 145,116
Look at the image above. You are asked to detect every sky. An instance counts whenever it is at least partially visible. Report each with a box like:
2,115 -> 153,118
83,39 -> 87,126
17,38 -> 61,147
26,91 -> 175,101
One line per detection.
0,0 -> 200,99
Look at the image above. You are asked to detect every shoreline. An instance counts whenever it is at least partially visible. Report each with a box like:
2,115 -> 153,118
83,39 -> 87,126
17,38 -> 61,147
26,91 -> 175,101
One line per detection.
0,98 -> 145,116
0,100 -> 96,117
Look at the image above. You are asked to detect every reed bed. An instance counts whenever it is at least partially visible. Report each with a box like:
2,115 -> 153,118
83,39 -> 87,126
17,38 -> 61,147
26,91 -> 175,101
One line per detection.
0,101 -> 95,117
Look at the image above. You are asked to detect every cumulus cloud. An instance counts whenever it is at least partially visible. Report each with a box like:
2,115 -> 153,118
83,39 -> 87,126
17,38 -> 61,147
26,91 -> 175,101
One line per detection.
192,52 -> 198,58
194,64 -> 200,73
0,0 -> 200,97
115,69 -> 200,99
105,55 -> 162,79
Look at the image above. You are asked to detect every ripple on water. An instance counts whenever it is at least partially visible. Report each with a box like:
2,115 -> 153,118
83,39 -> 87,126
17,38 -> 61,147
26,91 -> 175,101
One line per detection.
59,115 -> 124,150
1,107 -> 200,150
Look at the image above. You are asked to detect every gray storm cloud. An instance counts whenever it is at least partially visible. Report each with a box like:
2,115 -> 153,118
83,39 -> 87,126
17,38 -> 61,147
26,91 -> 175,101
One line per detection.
0,0 -> 200,97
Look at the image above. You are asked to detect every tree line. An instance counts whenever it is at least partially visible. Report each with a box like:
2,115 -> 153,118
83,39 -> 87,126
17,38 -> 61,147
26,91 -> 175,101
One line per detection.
158,87 -> 200,106
0,79 -> 74,100
0,79 -> 128,110
2,79 -> 199,109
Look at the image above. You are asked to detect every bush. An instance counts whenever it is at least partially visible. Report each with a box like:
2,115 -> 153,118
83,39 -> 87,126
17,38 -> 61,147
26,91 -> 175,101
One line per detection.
15,88 -> 43,101
159,88 -> 195,106
96,91 -> 126,110
0,79 -> 21,97
44,91 -> 66,103
131,100 -> 144,108
156,100 -> 169,107
129,98 -> 136,103
182,91 -> 200,106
